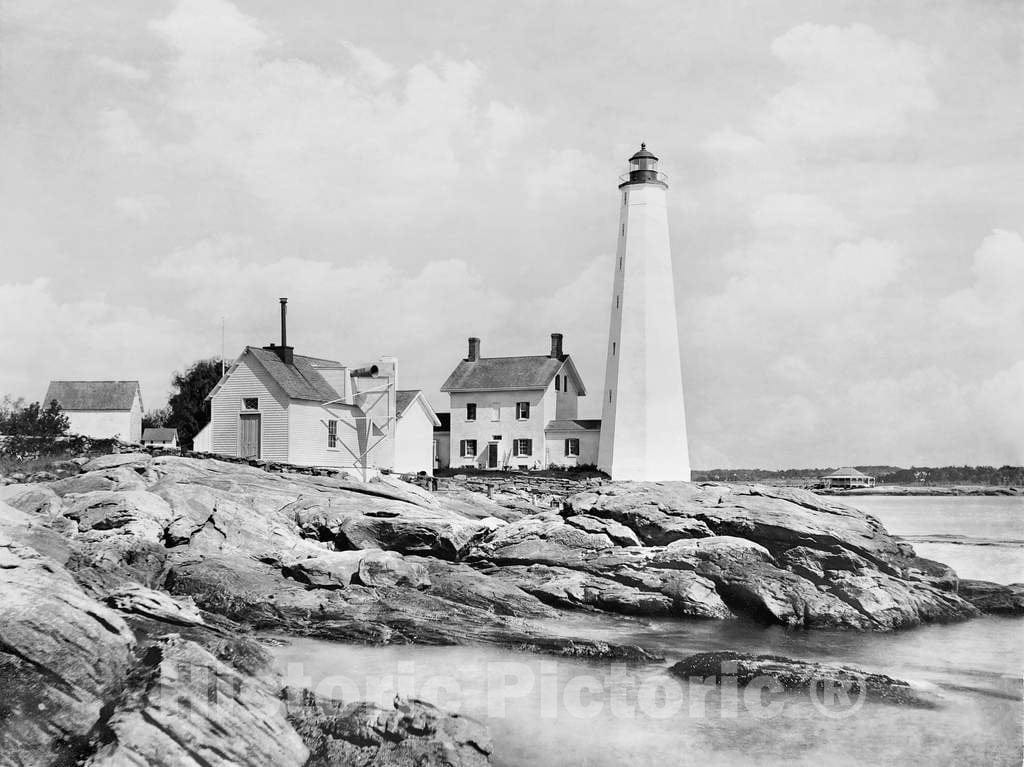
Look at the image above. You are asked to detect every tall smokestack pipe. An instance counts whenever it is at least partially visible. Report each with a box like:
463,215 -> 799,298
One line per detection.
467,337 -> 481,362
550,333 -> 564,359
280,298 -> 288,349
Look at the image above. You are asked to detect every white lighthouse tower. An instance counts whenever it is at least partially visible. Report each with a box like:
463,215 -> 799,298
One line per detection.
597,144 -> 691,481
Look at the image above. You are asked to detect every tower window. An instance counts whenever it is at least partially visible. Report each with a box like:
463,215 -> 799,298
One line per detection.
616,295 -> 620,308
609,389 -> 613,403
619,257 -> 623,270
612,342 -> 616,355
621,223 -> 625,236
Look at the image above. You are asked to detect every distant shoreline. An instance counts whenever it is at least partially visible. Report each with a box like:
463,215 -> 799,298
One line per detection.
815,485 -> 1022,497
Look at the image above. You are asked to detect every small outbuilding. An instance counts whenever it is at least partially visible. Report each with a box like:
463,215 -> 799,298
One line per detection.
43,380 -> 143,443
393,390 -> 441,475
141,427 -> 179,448
822,467 -> 876,489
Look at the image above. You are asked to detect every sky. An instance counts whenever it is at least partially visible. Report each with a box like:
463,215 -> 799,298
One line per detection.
1,0 -> 1022,469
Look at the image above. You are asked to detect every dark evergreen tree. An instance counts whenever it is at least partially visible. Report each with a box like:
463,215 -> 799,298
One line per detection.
167,359 -> 224,450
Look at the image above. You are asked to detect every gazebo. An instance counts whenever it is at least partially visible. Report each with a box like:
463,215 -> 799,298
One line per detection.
822,467 -> 876,489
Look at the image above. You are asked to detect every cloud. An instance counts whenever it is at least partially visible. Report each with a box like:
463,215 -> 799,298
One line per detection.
96,108 -> 150,154
761,23 -> 937,144
143,0 -> 537,224
88,55 -> 151,82
114,195 -> 163,222
0,279 -> 185,405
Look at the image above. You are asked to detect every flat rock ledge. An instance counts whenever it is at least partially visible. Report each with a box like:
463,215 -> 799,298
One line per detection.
670,651 -> 939,709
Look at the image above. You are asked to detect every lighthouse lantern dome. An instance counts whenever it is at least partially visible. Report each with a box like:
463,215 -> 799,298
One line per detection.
621,143 -> 667,188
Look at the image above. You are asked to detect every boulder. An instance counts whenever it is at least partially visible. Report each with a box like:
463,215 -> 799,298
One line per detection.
670,651 -> 939,708
417,559 -> 557,618
357,549 -> 431,589
49,466 -> 149,496
0,482 -> 62,515
86,635 -> 308,767
285,690 -> 491,767
0,536 -> 136,766
283,550 -> 369,588
104,583 -> 206,626
563,513 -> 641,546
568,482 -> 901,563
468,512 -> 615,567
82,452 -> 153,473
958,580 -> 1024,614
62,490 -> 173,540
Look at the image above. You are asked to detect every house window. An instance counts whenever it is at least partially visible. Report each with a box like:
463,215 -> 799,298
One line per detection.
565,438 -> 580,457
461,439 -> 477,458
555,375 -> 560,392
466,403 -> 476,421
516,401 -> 530,420
327,420 -> 338,448
514,438 -> 532,457
491,403 -> 500,421
243,397 -> 258,410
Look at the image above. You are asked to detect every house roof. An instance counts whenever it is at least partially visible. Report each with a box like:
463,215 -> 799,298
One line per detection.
396,390 -> 420,417
142,427 -> 178,442
394,389 -> 441,427
434,412 -> 450,433
440,355 -> 586,394
825,467 -> 870,478
44,380 -> 140,411
245,346 -> 341,402
545,419 -> 602,432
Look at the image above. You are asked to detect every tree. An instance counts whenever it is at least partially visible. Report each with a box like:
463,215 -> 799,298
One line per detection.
0,399 -> 70,457
142,405 -> 172,430
167,358 -> 224,450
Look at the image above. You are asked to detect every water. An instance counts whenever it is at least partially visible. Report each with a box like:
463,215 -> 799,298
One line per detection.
270,496 -> 1024,766
849,495 -> 1024,583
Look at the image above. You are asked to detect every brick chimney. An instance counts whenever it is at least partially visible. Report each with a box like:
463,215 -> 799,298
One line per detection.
550,333 -> 564,360
467,337 -> 481,362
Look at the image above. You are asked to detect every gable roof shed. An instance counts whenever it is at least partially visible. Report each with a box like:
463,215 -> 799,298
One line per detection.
45,381 -> 141,411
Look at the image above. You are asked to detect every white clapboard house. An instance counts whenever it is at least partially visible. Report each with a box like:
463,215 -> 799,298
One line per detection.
204,299 -> 437,476
439,334 -> 600,469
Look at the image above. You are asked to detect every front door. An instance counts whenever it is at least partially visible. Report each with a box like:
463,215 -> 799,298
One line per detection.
239,413 -> 261,459
487,442 -> 499,469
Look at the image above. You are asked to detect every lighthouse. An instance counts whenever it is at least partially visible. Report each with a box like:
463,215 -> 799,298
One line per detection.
597,144 -> 691,481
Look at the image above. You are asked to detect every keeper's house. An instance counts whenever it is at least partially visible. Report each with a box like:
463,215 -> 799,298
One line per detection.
204,299 -> 437,475
439,334 -> 600,470
43,380 -> 143,443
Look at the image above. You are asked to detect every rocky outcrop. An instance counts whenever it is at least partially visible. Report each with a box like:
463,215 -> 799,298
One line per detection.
670,651 -> 939,708
86,635 -> 308,767
1,451 -> 1008,765
958,579 -> 1024,614
285,689 -> 492,767
0,535 -> 136,766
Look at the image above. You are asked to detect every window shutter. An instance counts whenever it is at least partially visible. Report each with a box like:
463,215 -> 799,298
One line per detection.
564,439 -> 570,456
526,439 -> 532,456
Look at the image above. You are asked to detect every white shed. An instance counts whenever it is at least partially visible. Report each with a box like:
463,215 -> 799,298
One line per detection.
44,380 -> 143,443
